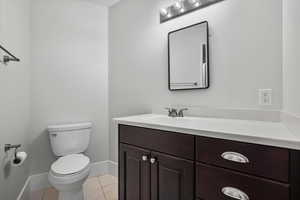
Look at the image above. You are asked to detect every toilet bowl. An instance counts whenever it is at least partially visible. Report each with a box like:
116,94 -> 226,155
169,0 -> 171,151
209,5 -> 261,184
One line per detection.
47,122 -> 92,200
48,154 -> 90,200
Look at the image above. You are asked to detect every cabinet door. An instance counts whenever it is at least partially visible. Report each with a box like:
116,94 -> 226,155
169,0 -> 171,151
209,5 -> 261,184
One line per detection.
150,152 -> 194,200
119,144 -> 151,200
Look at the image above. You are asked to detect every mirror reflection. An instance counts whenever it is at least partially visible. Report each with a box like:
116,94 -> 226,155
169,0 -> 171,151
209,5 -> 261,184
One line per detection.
168,21 -> 209,90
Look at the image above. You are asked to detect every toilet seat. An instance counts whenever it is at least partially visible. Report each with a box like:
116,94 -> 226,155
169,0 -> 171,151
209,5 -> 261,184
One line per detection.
51,154 -> 90,176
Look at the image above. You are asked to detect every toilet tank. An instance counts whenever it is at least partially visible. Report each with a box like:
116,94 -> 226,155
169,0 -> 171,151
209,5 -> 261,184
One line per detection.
48,122 -> 92,156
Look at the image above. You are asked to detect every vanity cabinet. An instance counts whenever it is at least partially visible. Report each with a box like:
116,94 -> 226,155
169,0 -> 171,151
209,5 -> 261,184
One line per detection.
118,124 -> 300,200
196,163 -> 289,200
150,152 -> 194,200
119,125 -> 195,200
119,144 -> 150,200
196,136 -> 290,182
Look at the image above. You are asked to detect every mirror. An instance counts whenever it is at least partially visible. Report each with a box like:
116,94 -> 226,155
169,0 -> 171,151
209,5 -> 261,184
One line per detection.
168,21 -> 209,91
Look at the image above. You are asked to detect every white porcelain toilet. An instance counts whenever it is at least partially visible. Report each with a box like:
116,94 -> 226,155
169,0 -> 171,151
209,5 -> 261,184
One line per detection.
47,122 -> 92,200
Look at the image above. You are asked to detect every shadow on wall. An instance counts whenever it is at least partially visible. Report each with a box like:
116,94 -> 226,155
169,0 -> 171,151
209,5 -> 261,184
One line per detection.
1,153 -> 12,179
29,129 -> 56,174
0,147 -> 30,199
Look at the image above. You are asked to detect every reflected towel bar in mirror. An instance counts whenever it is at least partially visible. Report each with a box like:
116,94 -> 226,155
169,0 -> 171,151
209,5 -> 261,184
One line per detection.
0,44 -> 20,65
170,82 -> 198,86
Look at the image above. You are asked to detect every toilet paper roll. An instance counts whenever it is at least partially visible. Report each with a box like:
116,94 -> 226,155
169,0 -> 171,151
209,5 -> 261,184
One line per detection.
11,151 -> 27,167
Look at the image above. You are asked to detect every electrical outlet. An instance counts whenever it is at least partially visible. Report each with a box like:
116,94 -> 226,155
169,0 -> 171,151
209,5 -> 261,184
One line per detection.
258,89 -> 272,106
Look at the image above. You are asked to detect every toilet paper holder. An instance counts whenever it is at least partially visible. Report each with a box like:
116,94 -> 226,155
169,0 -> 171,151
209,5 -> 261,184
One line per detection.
4,144 -> 21,153
5,144 -> 23,164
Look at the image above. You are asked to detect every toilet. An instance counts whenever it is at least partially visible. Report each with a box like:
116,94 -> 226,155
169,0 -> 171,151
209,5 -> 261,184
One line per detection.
47,122 -> 92,200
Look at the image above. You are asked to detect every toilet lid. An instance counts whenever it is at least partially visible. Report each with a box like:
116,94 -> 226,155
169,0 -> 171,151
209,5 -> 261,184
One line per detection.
51,154 -> 90,175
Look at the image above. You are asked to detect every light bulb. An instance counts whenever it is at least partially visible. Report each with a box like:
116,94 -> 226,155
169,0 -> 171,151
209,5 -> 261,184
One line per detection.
194,1 -> 201,7
167,12 -> 172,18
174,1 -> 183,10
188,0 -> 202,7
180,8 -> 185,13
160,8 -> 168,16
188,0 -> 197,4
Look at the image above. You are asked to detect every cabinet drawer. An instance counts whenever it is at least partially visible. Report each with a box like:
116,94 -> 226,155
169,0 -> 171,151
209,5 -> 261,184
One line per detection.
196,136 -> 289,182
119,125 -> 194,160
196,163 -> 290,200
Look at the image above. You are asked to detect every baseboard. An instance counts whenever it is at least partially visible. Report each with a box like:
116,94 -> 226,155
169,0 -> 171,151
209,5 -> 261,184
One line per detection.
89,160 -> 112,177
107,160 -> 118,177
17,160 -> 118,198
29,172 -> 51,191
16,177 -> 31,200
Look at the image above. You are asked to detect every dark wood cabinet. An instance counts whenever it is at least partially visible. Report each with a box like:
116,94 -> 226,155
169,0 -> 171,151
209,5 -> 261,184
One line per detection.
119,144 -> 194,200
151,152 -> 194,200
119,144 -> 151,200
118,124 -> 300,200
119,125 -> 195,160
196,136 -> 289,182
196,163 -> 290,200
119,125 -> 195,200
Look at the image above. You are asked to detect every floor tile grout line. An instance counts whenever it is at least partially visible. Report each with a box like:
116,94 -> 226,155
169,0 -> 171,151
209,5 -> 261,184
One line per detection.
98,175 -> 119,200
97,176 -> 108,200
98,175 -> 109,200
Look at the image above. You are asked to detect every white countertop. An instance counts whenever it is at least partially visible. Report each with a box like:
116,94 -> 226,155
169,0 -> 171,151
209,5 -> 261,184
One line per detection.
114,114 -> 300,150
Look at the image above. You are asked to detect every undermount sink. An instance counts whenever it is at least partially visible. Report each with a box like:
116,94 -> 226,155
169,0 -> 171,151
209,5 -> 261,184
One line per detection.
145,115 -> 194,124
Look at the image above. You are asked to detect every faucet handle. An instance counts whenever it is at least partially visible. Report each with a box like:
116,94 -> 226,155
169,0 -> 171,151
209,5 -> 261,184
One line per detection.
178,108 -> 188,117
165,107 -> 178,117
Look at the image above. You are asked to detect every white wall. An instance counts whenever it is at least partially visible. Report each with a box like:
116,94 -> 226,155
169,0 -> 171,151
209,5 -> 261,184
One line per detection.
0,0 -> 31,199
30,0 -> 109,174
109,0 -> 283,161
283,0 -> 300,116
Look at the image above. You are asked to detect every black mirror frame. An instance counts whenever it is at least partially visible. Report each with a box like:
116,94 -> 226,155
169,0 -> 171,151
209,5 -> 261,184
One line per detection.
168,21 -> 210,91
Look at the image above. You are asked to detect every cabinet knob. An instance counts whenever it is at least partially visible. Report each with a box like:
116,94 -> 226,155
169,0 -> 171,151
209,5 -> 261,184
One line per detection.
150,158 -> 156,164
142,155 -> 148,161
221,187 -> 249,200
221,152 -> 250,164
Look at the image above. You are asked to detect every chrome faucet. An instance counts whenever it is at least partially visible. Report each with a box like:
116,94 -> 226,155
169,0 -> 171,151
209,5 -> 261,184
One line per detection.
165,108 -> 178,117
178,108 -> 188,117
165,108 -> 188,117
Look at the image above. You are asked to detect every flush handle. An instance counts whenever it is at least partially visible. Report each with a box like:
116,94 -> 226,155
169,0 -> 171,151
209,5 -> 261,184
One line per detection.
222,187 -> 249,200
221,152 -> 249,163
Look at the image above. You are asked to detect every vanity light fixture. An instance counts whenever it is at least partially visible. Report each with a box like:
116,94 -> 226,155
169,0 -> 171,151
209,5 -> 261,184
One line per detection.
160,8 -> 168,16
160,0 -> 224,23
174,1 -> 183,10
189,0 -> 202,7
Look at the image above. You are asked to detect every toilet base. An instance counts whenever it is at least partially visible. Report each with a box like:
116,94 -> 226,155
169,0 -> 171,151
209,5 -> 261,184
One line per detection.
48,165 -> 90,200
58,187 -> 84,200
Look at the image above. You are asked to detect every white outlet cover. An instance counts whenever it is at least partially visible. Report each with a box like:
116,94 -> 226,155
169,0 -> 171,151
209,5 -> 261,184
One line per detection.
258,89 -> 272,106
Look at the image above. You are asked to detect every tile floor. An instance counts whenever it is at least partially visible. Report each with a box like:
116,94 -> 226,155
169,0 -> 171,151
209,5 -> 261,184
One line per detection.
30,175 -> 118,200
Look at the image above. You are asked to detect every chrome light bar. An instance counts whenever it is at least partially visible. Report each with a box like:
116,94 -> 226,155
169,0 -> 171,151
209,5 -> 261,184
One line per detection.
160,0 -> 224,23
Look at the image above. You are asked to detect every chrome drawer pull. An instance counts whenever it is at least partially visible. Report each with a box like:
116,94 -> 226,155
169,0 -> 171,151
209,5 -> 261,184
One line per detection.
222,187 -> 249,200
221,152 -> 250,163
